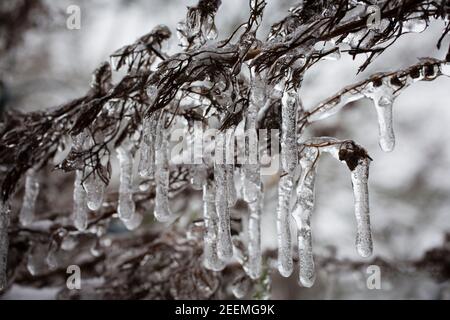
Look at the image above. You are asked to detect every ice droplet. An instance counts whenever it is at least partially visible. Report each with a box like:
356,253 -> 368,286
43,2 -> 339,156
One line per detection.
231,273 -> 252,299
123,211 -> 143,230
19,169 -> 39,226
83,173 -> 105,211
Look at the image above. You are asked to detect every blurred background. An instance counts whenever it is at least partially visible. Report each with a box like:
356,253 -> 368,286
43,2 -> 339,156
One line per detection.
1,0 -> 449,299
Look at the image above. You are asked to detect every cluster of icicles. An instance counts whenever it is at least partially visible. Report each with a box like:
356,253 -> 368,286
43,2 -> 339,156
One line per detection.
1,58 -> 449,292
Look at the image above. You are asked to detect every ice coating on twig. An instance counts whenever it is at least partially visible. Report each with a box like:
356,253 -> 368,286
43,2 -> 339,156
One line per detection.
276,174 -> 293,277
202,181 -> 226,271
19,169 -> 39,226
0,200 -> 10,290
292,146 -> 319,288
305,59 -> 446,153
351,157 -> 373,258
116,144 -> 136,221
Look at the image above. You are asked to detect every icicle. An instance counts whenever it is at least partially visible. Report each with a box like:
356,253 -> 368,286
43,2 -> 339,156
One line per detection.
116,144 -> 135,221
231,273 -> 252,299
281,85 -> 298,174
73,170 -> 88,231
291,147 -> 319,288
19,169 -> 39,226
123,211 -> 143,231
351,157 -> 373,258
276,174 -> 293,277
373,96 -> 395,152
27,242 -> 49,276
243,71 -> 263,203
362,81 -> 396,152
138,113 -> 157,179
246,194 -> 263,280
83,173 -> 105,211
225,128 -> 237,207
214,161 -> 233,261
226,164 -> 237,207
154,117 -> 172,222
190,120 -> 205,190
202,182 -> 226,271
0,200 -> 10,290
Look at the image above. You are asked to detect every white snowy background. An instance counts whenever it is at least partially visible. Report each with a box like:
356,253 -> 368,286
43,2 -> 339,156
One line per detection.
1,0 -> 450,299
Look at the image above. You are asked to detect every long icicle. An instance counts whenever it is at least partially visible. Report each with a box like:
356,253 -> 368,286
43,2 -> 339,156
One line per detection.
154,114 -> 172,222
281,84 -> 298,174
246,192 -> 263,280
243,70 -> 263,204
72,132 -> 89,231
242,69 -> 264,279
190,120 -> 206,190
19,169 -> 39,226
214,132 -> 233,260
292,147 -> 319,288
225,128 -> 237,207
0,200 -> 10,291
116,144 -> 136,221
276,174 -> 294,277
373,96 -> 395,152
202,181 -> 226,271
351,157 -> 373,257
138,113 -> 157,179
73,170 -> 88,231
